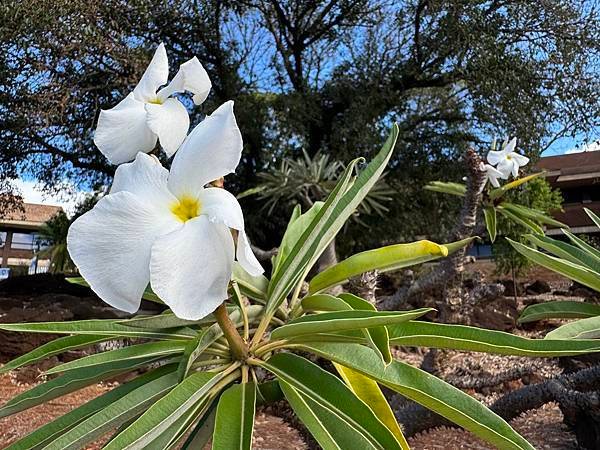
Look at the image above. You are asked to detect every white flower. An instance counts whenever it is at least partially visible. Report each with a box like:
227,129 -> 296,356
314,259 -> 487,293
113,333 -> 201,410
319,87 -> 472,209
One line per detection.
480,163 -> 504,188
486,137 -> 529,178
68,101 -> 263,320
94,43 -> 212,165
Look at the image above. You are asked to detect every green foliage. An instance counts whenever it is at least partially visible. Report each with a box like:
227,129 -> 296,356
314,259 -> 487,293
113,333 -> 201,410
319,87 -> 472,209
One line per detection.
492,177 -> 563,276
511,208 -> 600,339
4,129 -> 600,450
37,210 -> 74,274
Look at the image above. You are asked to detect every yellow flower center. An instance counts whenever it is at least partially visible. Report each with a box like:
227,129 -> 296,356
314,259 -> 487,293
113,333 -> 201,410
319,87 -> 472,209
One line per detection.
506,155 -> 512,160
148,97 -> 163,105
171,196 -> 201,222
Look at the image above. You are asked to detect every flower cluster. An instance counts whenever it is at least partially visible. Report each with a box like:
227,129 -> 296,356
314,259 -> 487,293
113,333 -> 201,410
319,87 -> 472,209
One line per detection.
67,44 -> 263,320
481,137 -> 529,187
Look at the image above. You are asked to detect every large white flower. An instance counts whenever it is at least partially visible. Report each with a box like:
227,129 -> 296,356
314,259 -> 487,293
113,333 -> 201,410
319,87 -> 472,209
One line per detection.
94,43 -> 212,165
486,137 -> 529,178
68,101 -> 263,320
480,163 -> 504,188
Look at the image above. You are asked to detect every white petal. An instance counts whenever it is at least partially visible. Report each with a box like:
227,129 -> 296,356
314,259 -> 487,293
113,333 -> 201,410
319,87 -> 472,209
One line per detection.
94,94 -> 157,165
237,230 -> 264,276
110,152 -> 177,212
496,158 -> 512,178
199,187 -> 244,230
169,101 -> 242,198
511,159 -> 519,177
150,216 -> 234,320
487,172 -> 501,188
510,152 -> 529,167
132,43 -> 169,103
146,98 -> 190,157
503,137 -> 517,154
67,191 -> 180,314
157,57 -> 212,105
486,150 -> 505,166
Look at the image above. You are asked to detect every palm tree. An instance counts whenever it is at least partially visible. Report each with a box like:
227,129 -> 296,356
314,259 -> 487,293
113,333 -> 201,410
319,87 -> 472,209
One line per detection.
37,210 -> 74,274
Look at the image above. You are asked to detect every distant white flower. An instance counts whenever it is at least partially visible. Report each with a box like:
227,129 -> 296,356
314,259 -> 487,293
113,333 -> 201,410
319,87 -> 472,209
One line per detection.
480,163 -> 504,188
68,101 -> 263,320
486,137 -> 529,178
94,43 -> 212,165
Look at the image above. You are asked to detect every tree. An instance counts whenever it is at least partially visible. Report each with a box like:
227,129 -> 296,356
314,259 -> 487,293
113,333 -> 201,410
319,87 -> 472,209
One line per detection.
1,0 -> 598,251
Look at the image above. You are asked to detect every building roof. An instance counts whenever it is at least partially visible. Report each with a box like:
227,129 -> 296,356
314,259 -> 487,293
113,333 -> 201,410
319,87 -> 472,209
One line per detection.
0,202 -> 63,230
536,151 -> 600,186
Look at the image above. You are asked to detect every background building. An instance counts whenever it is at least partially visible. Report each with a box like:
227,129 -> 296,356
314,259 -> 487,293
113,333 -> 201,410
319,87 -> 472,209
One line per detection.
536,151 -> 600,236
0,202 -> 62,275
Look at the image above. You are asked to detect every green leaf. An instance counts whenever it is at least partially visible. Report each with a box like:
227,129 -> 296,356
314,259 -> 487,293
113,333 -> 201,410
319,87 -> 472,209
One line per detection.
444,236 -> 478,254
585,207 -> 600,229
387,321 -> 600,356
301,294 -> 352,312
104,371 -> 224,450
4,365 -> 174,450
177,323 -> 223,380
232,262 -> 269,302
42,366 -> 179,450
271,308 -> 432,340
497,207 -> 544,235
272,202 -> 323,279
333,363 -> 408,449
524,234 -> 600,272
0,357 -> 162,419
519,301 -> 600,324
0,335 -> 107,375
45,341 -> 187,375
501,203 -> 567,228
563,228 -> 600,261
508,238 -> 600,292
212,383 -> 257,450
483,206 -> 497,243
144,397 -> 213,450
261,353 -> 402,450
267,124 -> 399,315
278,381 -> 343,450
299,343 -> 534,450
0,319 -> 195,340
308,240 -> 448,294
338,293 -> 392,365
546,316 -> 600,340
424,181 -> 466,197
489,172 -> 544,200
181,407 -> 217,450
118,313 -> 204,329
267,160 -> 360,314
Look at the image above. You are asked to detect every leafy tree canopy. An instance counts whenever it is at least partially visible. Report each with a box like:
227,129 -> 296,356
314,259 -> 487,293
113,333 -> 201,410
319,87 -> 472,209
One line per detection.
1,0 -> 598,250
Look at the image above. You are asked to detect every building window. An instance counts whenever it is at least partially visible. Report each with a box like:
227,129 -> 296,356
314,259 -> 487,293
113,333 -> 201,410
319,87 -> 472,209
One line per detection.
0,232 -> 6,248
11,233 -> 35,250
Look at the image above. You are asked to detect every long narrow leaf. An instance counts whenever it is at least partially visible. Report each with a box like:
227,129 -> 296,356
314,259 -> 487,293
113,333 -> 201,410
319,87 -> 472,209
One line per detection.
387,321 -> 600,356
299,343 -> 534,450
308,240 -> 447,294
0,357 -> 161,419
0,319 -> 195,340
104,370 -> 225,449
261,353 -> 402,450
212,383 -> 257,450
45,341 -> 187,375
546,316 -> 600,340
0,335 -> 107,375
43,367 -> 179,450
271,308 -> 432,340
5,365 -> 175,450
508,238 -> 600,292
519,301 -> 600,324
333,363 -> 408,449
